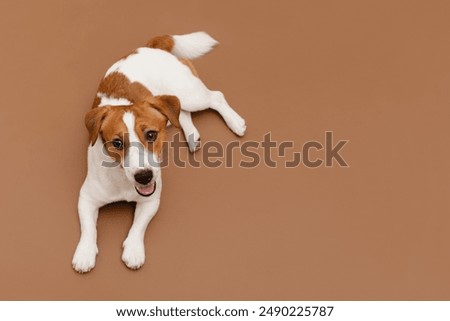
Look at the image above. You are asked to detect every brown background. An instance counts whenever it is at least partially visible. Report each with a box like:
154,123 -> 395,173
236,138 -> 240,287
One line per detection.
1,0 -> 449,300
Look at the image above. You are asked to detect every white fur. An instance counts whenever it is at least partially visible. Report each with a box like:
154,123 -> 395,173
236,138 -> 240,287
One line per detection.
97,93 -> 132,107
73,32 -> 245,273
171,31 -> 218,60
73,134 -> 163,272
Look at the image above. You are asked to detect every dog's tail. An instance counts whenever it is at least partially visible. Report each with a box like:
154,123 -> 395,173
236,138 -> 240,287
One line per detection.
146,31 -> 218,60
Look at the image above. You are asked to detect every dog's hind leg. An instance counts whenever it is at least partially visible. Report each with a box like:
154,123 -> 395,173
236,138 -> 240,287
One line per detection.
208,90 -> 246,136
178,84 -> 246,137
179,110 -> 201,152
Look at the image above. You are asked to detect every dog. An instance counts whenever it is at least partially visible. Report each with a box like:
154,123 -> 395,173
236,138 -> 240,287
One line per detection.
72,31 -> 246,273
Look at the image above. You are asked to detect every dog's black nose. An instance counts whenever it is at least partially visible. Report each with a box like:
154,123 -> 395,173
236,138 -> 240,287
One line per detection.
134,170 -> 153,185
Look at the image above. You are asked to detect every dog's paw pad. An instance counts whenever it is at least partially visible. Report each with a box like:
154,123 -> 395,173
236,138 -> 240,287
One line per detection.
72,243 -> 98,273
122,240 -> 145,270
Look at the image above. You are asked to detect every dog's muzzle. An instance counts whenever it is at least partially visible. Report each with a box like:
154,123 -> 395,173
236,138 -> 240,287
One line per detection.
134,170 -> 156,197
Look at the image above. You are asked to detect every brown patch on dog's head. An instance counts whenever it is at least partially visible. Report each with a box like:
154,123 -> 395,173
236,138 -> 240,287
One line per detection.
92,72 -> 154,109
85,95 -> 181,163
130,101 -> 168,159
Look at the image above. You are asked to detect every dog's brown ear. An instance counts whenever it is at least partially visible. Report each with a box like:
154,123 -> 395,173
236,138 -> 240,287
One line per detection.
85,107 -> 109,146
151,95 -> 181,128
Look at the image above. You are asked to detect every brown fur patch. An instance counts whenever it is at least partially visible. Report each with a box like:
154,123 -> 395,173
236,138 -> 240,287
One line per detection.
150,95 -> 181,128
92,96 -> 101,109
98,107 -> 129,163
93,72 -> 153,108
92,70 -> 181,126
146,35 -> 174,52
85,107 -> 109,146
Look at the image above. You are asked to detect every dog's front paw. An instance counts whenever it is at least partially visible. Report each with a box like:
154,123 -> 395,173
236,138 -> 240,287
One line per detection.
186,131 -> 201,153
72,242 -> 98,273
122,238 -> 146,270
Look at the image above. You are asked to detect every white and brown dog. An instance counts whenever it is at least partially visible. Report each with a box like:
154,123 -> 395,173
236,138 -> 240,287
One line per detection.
72,32 -> 246,273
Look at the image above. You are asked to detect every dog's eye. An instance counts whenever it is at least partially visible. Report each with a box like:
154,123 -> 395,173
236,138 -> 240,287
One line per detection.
111,139 -> 124,150
146,130 -> 158,142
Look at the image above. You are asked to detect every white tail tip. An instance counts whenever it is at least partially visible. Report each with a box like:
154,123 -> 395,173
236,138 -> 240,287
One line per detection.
172,31 -> 218,60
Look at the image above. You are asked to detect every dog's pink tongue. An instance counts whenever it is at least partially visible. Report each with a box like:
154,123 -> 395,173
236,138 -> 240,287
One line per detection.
138,183 -> 155,195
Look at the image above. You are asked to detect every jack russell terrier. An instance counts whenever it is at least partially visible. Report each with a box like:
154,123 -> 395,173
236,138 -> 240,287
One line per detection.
72,31 -> 246,273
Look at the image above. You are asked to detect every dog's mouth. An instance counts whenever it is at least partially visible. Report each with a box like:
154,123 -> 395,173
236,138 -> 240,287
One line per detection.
135,182 -> 156,197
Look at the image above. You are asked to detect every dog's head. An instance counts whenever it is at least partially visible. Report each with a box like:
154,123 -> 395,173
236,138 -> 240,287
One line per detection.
85,95 -> 180,197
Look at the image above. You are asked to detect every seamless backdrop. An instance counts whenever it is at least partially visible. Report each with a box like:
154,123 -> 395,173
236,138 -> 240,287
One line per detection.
1,0 -> 450,300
